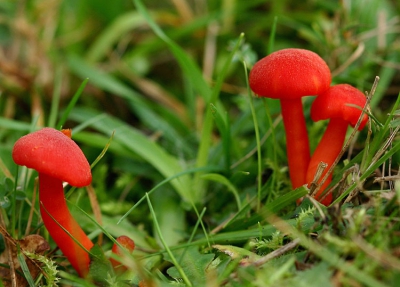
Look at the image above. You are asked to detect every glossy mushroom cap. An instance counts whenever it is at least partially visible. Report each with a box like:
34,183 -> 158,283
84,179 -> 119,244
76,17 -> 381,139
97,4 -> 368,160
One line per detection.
249,48 -> 331,99
311,84 -> 368,129
12,128 -> 92,187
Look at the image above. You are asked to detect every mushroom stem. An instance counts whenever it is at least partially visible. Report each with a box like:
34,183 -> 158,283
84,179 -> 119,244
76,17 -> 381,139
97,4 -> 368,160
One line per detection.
39,172 -> 93,277
280,98 -> 310,189
306,118 -> 348,204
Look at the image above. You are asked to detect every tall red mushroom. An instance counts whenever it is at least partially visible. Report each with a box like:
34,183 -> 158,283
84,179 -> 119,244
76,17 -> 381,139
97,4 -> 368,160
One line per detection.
306,84 -> 369,204
249,48 -> 331,189
12,127 -> 94,277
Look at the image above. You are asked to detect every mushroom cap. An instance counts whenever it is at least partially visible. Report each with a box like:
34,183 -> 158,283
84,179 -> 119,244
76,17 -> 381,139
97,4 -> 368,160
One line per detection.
249,48 -> 332,99
311,84 -> 369,130
12,128 -> 92,187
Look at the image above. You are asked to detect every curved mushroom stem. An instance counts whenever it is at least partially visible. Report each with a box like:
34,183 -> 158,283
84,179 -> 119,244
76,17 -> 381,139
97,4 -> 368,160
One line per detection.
280,98 -> 310,189
306,118 -> 348,205
39,172 -> 94,277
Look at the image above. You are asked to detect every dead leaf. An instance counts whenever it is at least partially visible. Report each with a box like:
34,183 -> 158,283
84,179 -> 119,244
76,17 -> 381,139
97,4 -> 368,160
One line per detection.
0,234 -> 50,287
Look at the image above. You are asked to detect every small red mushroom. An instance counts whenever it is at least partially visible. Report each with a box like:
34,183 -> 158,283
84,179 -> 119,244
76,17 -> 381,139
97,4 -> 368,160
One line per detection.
12,127 -> 94,277
249,48 -> 331,189
110,235 -> 135,273
306,84 -> 369,204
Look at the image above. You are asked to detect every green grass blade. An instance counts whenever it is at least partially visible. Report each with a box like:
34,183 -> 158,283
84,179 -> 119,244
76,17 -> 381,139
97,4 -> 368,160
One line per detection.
262,99 -> 279,201
193,33 -> 245,201
210,103 -> 231,173
224,186 -> 308,231
17,247 -> 35,287
48,67 -> 62,128
68,107 -> 194,203
11,167 -> 19,238
117,166 -> 219,224
363,92 -> 400,168
67,56 -> 186,147
86,12 -> 146,63
146,193 -> 193,287
57,78 -> 89,130
201,173 -> 241,210
186,207 -> 207,246
89,131 -> 113,169
333,139 -> 400,204
201,216 -> 316,245
67,55 -> 147,106
267,16 -> 278,54
132,0 -> 211,103
243,61 -> 262,211
0,118 -> 31,131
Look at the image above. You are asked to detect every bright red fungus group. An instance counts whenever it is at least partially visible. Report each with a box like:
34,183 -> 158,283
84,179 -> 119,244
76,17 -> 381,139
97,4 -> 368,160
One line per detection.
250,49 -> 369,205
249,48 -> 332,189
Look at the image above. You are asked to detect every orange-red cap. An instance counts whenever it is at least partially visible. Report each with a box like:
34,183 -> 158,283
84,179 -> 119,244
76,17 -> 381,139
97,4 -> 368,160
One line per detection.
12,128 -> 92,187
311,84 -> 369,130
249,48 -> 331,100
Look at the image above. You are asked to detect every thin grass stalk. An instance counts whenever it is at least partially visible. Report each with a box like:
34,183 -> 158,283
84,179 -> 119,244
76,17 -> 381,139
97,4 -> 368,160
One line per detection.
48,67 -> 62,128
57,78 -> 89,130
243,61 -> 262,211
193,33 -> 245,202
145,193 -> 193,287
117,166 -> 218,224
11,167 -> 19,238
267,16 -> 278,54
263,99 -> 279,201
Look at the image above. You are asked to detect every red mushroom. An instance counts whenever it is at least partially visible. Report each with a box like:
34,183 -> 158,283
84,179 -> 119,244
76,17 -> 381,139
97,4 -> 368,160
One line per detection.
249,48 -> 331,189
12,127 -> 93,277
110,235 -> 135,273
306,84 -> 369,204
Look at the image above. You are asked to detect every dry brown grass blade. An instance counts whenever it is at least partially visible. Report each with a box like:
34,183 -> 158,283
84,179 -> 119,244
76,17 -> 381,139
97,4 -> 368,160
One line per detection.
30,89 -> 45,128
253,238 -> 301,267
24,178 -> 38,237
0,158 -> 13,180
202,22 -> 219,80
352,235 -> 400,271
119,63 -> 188,122
309,162 -> 328,196
196,21 -> 220,132
170,0 -> 194,23
86,184 -> 103,246
331,43 -> 365,78
366,125 -> 400,171
358,15 -> 400,44
0,223 -> 50,287
373,174 -> 400,183
0,223 -> 17,287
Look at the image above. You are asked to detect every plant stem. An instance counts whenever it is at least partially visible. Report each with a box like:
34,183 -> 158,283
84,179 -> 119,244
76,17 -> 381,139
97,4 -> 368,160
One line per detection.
145,193 -> 192,287
280,98 -> 310,189
306,118 -> 348,203
244,62 -> 262,211
39,173 -> 93,277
